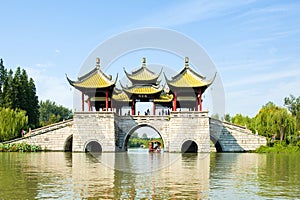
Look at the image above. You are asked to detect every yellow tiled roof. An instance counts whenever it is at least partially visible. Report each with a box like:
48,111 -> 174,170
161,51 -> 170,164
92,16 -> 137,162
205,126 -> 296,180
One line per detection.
124,66 -> 162,82
166,67 -> 215,88
67,68 -> 116,89
177,96 -> 197,101
89,97 -> 111,101
154,93 -> 174,102
123,85 -> 162,95
112,91 -> 131,102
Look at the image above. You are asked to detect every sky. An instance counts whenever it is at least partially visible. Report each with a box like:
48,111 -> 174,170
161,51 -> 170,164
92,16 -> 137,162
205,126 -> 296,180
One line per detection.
0,0 -> 299,117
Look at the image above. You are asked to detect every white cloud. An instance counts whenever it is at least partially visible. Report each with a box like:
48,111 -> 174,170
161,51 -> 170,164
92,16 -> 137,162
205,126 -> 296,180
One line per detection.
226,78 -> 300,117
219,57 -> 290,72
237,3 -> 300,19
24,65 -> 73,109
135,0 -> 255,27
55,49 -> 60,53
225,67 -> 300,88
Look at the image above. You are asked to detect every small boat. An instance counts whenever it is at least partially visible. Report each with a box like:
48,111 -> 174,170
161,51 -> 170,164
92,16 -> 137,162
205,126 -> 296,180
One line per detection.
148,140 -> 162,153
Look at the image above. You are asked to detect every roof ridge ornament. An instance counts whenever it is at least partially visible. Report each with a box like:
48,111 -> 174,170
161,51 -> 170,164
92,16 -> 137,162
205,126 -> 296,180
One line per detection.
142,57 -> 146,67
185,57 -> 189,68
96,57 -> 100,69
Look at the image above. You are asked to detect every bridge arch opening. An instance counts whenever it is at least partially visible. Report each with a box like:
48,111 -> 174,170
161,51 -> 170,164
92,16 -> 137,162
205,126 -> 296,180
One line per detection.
123,124 -> 164,152
64,135 -> 73,152
85,141 -> 102,153
181,140 -> 198,153
210,136 -> 224,152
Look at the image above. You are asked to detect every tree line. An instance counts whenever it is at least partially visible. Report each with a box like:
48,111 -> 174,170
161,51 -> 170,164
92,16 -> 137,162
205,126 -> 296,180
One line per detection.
224,95 -> 300,147
0,59 -> 72,142
128,132 -> 163,148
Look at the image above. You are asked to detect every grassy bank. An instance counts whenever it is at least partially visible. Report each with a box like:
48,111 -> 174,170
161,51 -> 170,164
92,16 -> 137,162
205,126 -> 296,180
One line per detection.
0,142 -> 41,152
254,141 -> 300,153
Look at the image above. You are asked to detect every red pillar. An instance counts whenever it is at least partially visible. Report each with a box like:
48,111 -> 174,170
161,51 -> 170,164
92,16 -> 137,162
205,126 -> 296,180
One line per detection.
105,89 -> 108,111
199,91 -> 202,111
131,98 -> 135,115
88,98 -> 91,111
81,92 -> 85,111
196,94 -> 199,111
173,92 -> 177,111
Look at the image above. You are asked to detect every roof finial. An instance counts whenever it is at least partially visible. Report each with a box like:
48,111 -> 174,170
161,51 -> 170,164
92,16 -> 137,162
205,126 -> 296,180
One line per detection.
96,57 -> 100,69
142,57 -> 146,67
185,57 -> 189,68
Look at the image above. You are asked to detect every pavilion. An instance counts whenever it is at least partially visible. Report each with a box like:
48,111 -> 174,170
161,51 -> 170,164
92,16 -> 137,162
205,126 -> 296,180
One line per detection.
66,57 -> 215,114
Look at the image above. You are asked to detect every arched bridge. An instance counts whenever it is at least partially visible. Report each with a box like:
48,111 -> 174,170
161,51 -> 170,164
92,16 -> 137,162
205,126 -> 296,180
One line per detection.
4,111 -> 266,152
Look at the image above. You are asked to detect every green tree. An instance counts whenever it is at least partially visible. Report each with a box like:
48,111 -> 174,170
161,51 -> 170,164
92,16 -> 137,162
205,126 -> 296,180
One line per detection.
39,100 -> 72,126
27,78 -> 39,128
11,67 -> 22,109
0,107 -> 28,142
130,132 -> 138,139
0,61 -> 39,128
231,113 -> 255,132
0,58 -> 7,106
142,133 -> 148,139
211,113 -> 219,120
284,95 -> 300,116
2,69 -> 14,108
284,95 -> 300,131
254,102 -> 296,141
224,113 -> 231,122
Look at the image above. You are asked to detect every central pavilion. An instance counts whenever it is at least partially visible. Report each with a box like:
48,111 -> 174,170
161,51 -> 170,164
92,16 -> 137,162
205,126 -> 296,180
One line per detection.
66,57 -> 215,115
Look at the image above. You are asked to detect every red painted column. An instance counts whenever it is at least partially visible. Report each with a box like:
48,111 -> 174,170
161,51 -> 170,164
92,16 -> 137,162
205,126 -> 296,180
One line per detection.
131,98 -> 135,115
105,89 -> 108,111
81,92 -> 85,111
199,91 -> 202,111
88,98 -> 91,111
173,92 -> 177,111
196,94 -> 199,111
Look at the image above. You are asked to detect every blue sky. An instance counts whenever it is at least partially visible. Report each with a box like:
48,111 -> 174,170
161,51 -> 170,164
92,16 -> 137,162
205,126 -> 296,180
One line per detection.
0,0 -> 299,117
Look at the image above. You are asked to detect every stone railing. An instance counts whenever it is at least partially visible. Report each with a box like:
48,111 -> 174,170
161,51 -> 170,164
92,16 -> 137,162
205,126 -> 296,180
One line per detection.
3,119 -> 73,144
170,111 -> 209,118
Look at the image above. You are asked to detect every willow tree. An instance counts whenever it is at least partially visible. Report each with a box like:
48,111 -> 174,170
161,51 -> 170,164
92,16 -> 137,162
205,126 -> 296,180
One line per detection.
0,108 -> 28,142
254,102 -> 296,141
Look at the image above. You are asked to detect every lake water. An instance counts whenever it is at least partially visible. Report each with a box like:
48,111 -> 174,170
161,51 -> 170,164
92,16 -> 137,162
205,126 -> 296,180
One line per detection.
0,150 -> 299,199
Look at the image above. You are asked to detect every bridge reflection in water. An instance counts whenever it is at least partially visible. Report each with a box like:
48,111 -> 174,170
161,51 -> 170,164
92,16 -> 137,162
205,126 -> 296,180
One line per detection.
73,150 -> 210,199
2,151 -> 300,199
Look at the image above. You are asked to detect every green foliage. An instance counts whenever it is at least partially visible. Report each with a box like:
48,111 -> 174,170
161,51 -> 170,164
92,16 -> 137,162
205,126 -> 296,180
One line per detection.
254,102 -> 296,140
254,142 -> 300,153
224,114 -> 231,122
0,59 -> 7,106
26,78 -> 39,128
284,95 -> 300,116
141,133 -> 147,139
284,94 -> 300,131
0,108 -> 28,142
39,100 -> 72,126
0,142 -> 41,152
128,137 -> 148,148
127,132 -> 163,148
0,59 -> 39,128
211,113 -> 219,120
231,113 -> 255,132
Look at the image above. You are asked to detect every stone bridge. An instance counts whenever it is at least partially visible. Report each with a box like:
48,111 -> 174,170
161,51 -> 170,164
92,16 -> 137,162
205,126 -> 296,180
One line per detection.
4,111 -> 266,152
